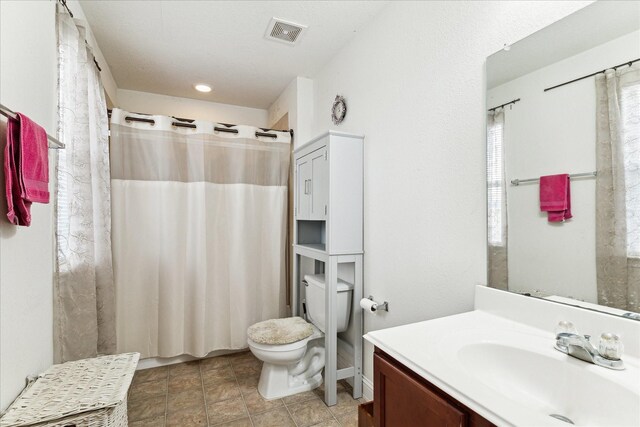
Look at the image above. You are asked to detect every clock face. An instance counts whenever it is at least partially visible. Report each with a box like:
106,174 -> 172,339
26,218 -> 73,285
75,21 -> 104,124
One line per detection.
331,95 -> 347,125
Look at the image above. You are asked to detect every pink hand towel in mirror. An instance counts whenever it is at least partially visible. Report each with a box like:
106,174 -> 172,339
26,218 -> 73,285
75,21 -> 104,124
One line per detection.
539,174 -> 572,222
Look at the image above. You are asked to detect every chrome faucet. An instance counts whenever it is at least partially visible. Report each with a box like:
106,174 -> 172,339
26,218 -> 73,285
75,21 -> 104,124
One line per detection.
554,325 -> 625,370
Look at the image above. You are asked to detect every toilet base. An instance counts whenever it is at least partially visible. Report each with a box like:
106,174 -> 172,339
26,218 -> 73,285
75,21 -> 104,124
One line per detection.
256,339 -> 326,400
257,364 -> 323,400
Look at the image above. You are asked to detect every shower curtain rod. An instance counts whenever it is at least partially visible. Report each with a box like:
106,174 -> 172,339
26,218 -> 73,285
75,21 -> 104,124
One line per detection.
57,0 -> 102,72
544,57 -> 639,92
107,109 -> 293,139
488,98 -> 520,112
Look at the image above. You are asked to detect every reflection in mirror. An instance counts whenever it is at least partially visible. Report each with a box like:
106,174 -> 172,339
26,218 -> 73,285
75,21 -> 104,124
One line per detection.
485,1 -> 640,318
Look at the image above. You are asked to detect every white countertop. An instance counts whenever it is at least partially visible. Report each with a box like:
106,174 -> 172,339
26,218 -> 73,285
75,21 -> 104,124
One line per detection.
364,287 -> 640,427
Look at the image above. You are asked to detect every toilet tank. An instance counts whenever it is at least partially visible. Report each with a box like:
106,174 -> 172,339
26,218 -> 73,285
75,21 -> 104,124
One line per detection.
304,274 -> 353,333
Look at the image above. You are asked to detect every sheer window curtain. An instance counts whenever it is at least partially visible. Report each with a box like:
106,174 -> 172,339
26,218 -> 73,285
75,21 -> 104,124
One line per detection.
595,64 -> 640,312
487,110 -> 508,290
54,6 -> 114,363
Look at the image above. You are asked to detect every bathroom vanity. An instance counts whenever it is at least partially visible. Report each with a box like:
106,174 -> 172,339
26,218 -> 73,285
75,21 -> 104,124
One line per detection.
364,286 -> 640,426
373,347 -> 492,426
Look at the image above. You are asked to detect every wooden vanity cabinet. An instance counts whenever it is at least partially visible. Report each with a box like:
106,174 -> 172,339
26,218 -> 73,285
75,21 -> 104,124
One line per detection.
372,348 -> 495,427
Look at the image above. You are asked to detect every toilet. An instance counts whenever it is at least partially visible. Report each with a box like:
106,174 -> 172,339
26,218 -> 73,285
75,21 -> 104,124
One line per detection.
247,274 -> 353,400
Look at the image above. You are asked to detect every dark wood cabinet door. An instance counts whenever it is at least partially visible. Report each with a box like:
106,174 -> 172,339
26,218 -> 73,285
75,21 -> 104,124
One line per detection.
374,353 -> 466,427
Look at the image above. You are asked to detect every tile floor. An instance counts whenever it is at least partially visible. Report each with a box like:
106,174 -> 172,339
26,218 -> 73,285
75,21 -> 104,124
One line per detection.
128,351 -> 365,427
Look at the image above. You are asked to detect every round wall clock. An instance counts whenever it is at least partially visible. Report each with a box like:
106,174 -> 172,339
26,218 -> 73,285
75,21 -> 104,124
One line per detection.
331,95 -> 347,125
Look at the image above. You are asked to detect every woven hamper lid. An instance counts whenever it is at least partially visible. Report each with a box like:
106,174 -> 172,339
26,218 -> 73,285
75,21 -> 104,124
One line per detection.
0,352 -> 140,427
248,317 -> 313,345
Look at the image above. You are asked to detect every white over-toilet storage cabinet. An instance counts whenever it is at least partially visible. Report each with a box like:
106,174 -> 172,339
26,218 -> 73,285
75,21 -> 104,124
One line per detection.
292,131 -> 364,406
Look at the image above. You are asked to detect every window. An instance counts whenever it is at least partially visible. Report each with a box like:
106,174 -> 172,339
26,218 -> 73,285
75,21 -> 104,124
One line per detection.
487,114 -> 505,246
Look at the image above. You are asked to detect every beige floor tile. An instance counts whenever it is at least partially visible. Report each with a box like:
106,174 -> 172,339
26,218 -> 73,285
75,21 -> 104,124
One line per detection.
232,361 -> 262,379
205,379 -> 242,403
133,366 -> 169,385
327,391 -> 359,418
168,374 -> 203,394
243,389 -> 284,414
207,397 -> 248,425
313,381 -> 347,399
165,405 -> 208,426
127,395 -> 166,422
226,351 -> 255,364
202,366 -> 236,385
129,378 -> 168,402
215,417 -> 253,427
201,355 -> 231,371
282,390 -> 317,405
129,416 -> 166,427
167,389 -> 205,413
310,419 -> 340,427
336,411 -> 358,427
168,361 -> 201,378
236,375 -> 259,394
251,406 -> 296,427
287,397 -> 334,427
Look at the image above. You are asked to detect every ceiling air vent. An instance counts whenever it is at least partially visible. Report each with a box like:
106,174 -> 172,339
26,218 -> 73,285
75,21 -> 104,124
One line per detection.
265,18 -> 307,45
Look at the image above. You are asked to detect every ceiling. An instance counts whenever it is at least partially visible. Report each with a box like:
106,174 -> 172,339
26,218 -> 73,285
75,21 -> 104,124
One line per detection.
487,1 -> 640,89
80,1 -> 388,109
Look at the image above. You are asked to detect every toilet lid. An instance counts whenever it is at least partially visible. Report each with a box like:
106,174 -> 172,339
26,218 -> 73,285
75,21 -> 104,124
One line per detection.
247,317 -> 313,345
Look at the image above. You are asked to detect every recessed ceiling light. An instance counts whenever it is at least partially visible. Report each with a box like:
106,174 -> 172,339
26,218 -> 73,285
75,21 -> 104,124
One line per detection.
194,84 -> 212,93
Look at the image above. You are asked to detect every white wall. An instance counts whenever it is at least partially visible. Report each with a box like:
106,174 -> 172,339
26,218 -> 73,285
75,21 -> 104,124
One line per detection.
268,77 -> 314,145
488,30 -> 639,304
117,89 -> 269,127
0,0 -> 57,411
307,0 -> 592,395
0,0 -> 116,410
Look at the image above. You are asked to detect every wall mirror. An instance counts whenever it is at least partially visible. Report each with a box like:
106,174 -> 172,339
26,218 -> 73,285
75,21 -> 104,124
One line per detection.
485,1 -> 640,319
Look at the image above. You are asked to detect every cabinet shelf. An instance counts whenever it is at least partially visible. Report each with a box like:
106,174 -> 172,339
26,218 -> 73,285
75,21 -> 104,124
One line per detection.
295,243 -> 326,253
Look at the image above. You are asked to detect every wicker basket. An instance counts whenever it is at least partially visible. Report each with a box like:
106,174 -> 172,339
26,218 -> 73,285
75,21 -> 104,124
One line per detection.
0,353 -> 139,427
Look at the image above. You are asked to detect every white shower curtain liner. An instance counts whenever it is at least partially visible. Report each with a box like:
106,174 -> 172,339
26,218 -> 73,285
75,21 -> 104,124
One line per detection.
110,109 -> 291,358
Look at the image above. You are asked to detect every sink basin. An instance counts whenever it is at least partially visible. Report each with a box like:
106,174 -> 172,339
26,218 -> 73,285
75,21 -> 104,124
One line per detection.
365,309 -> 640,427
455,341 -> 640,426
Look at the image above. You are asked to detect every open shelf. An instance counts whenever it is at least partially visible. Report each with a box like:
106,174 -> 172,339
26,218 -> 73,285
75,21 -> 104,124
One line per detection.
296,220 -> 326,247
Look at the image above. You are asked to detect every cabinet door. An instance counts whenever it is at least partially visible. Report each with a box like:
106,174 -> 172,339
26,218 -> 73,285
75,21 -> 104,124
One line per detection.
310,147 -> 328,220
374,353 -> 466,427
296,154 -> 312,219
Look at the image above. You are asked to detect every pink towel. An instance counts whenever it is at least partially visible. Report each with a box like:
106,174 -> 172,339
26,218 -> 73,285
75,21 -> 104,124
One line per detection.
539,174 -> 572,223
4,113 -> 49,226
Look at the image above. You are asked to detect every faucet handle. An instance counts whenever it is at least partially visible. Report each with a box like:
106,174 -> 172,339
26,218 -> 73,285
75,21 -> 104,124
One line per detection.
555,320 -> 577,337
598,333 -> 623,360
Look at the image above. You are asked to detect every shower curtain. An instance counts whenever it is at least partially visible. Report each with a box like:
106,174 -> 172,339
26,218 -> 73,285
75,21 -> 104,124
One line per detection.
110,109 -> 290,358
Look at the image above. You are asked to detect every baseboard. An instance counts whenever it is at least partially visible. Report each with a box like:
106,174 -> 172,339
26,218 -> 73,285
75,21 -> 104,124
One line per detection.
136,348 -> 248,370
362,376 -> 374,402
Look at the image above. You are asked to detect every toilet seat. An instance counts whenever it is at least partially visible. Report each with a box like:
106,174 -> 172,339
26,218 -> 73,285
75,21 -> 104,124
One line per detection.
248,323 -> 323,353
247,316 -> 314,345
247,336 -> 308,353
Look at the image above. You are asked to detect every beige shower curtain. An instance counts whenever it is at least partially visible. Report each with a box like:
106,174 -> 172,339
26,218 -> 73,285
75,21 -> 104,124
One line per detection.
595,64 -> 640,312
110,110 -> 291,358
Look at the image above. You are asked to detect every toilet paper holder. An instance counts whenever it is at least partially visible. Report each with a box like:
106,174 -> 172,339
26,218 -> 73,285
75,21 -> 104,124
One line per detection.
367,296 -> 389,312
